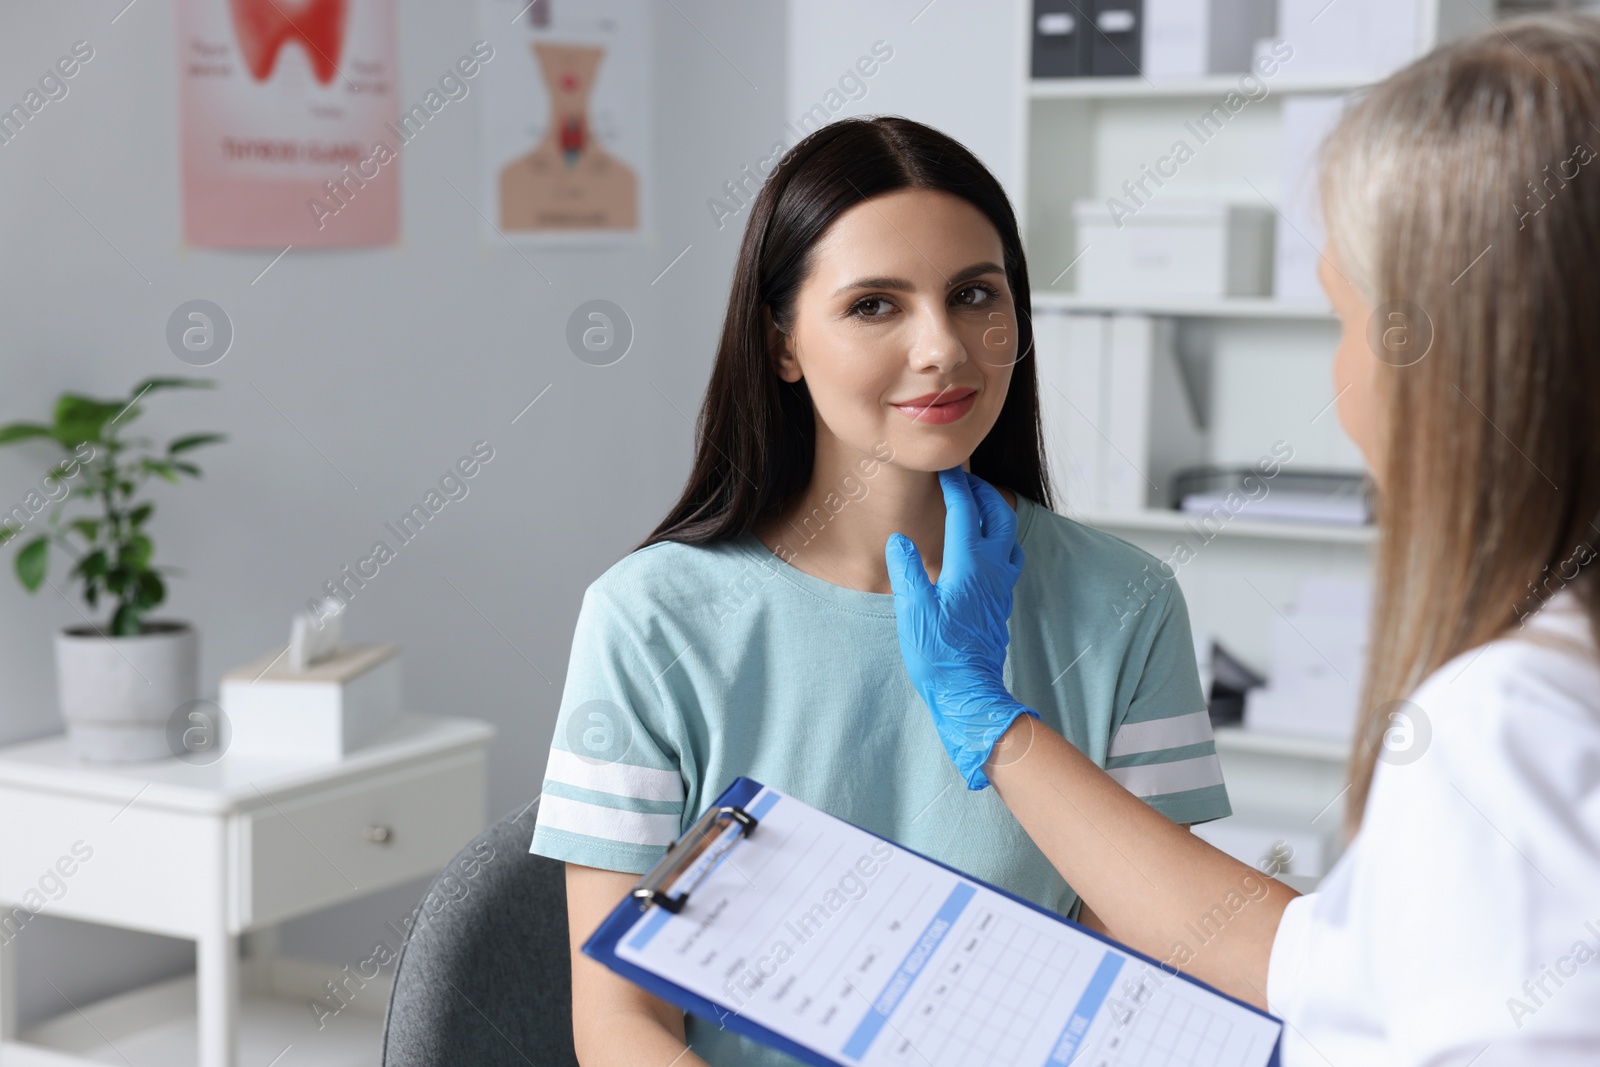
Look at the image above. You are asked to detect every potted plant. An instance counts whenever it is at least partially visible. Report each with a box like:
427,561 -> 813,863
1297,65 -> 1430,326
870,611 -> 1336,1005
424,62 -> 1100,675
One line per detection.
0,378 -> 225,761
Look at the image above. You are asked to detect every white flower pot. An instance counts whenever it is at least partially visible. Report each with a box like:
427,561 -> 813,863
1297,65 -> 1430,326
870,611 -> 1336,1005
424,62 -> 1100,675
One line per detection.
55,620 -> 198,762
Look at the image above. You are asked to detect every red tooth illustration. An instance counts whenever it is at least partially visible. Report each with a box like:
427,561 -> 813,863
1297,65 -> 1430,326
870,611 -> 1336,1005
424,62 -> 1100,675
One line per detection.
228,0 -> 349,84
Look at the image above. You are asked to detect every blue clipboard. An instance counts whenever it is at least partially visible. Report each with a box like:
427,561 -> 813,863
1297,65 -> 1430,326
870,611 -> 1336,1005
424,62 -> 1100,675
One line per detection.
584,776 -> 1284,1067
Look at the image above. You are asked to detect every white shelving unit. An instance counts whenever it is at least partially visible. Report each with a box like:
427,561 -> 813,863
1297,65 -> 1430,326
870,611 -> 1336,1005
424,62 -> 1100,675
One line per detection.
1031,291 -> 1334,321
1014,50 -> 1380,672
1213,725 -> 1349,764
1071,507 -> 1375,545
1026,73 -> 1377,100
1011,2 -> 1495,880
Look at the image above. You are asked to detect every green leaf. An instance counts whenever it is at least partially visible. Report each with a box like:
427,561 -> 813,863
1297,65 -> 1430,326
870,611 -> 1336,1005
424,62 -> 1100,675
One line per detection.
0,422 -> 54,446
71,550 -> 108,581
170,461 -> 202,478
47,457 -> 89,483
110,603 -> 143,637
128,503 -> 153,526
119,535 -> 153,570
129,377 -> 215,400
15,537 -> 47,592
0,522 -> 20,547
52,395 -> 128,446
167,433 -> 226,455
133,569 -> 164,611
70,518 -> 100,542
140,459 -> 179,485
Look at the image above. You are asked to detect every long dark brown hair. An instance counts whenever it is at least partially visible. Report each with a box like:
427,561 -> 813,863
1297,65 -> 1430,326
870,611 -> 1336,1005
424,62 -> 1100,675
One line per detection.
1321,13 -> 1600,836
637,116 -> 1052,551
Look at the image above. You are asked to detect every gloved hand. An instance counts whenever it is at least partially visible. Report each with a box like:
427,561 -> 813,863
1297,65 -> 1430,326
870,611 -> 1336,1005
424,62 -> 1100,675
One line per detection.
886,466 -> 1039,790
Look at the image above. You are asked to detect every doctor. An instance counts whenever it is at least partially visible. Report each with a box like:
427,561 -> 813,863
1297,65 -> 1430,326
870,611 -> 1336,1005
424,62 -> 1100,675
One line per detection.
886,13 -> 1600,1066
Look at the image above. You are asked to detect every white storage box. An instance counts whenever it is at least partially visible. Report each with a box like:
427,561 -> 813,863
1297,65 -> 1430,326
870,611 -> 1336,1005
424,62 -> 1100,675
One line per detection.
1072,200 -> 1274,298
1243,579 -> 1369,742
220,643 -> 401,761
1277,0 -> 1422,80
1143,0 -> 1275,79
1274,94 -> 1351,305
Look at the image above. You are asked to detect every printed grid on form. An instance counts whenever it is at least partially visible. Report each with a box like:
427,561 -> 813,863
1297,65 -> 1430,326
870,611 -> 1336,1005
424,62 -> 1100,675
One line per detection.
880,910 -> 1235,1067
883,906 -> 1080,1066
1095,972 -> 1236,1067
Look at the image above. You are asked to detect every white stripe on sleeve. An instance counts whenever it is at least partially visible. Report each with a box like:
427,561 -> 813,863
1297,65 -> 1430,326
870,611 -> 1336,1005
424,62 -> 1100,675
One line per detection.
535,794 -> 681,846
544,747 -> 685,802
1106,753 -> 1225,798
1108,709 -> 1215,758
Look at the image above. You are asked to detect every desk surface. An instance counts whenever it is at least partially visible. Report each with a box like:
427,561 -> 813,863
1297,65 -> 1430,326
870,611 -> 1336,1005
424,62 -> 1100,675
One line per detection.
0,714 -> 495,814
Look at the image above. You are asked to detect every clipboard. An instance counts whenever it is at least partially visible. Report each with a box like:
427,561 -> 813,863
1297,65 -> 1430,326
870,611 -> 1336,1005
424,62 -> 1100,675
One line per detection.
584,776 -> 1284,1067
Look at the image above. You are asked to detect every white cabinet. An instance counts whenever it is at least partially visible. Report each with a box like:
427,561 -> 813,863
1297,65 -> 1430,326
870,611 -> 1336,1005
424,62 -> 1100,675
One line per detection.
0,715 -> 493,1067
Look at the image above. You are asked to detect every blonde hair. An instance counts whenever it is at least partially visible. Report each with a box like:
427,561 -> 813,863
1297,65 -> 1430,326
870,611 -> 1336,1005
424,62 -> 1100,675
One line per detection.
1319,12 -> 1600,837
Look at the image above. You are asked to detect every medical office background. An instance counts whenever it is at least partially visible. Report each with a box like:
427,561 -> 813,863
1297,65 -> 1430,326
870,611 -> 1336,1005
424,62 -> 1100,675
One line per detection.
0,0 -> 1584,1058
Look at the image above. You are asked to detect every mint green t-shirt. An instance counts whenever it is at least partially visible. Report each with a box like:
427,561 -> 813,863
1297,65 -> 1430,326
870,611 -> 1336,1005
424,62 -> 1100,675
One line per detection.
531,493 -> 1230,1067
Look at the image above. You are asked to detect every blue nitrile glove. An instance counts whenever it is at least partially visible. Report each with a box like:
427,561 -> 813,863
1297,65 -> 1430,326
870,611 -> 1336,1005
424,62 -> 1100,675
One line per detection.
886,467 -> 1039,790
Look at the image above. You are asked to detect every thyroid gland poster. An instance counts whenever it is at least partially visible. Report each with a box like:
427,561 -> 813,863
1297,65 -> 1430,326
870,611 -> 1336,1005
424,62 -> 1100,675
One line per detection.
478,0 -> 651,246
177,0 -> 398,248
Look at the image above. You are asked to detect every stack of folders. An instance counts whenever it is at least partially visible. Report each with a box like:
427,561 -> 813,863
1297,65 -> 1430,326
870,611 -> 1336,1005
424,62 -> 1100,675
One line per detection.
1034,310 -> 1206,518
1173,468 -> 1373,527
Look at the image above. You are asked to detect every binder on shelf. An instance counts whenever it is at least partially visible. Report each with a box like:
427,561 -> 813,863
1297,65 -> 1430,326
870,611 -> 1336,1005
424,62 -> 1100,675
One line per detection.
1120,315 -> 1203,515
1031,0 -> 1087,78
1034,309 -> 1105,513
1109,313 -> 1207,515
1035,311 -> 1205,517
1088,0 -> 1143,77
585,776 -> 1284,1067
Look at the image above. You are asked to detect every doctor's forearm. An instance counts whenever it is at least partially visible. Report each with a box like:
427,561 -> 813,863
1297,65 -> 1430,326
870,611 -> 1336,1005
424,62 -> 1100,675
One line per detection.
982,716 -> 1297,1009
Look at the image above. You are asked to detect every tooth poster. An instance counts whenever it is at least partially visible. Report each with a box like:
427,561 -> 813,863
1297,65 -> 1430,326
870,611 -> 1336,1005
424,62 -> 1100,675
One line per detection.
177,0 -> 399,248
478,0 -> 651,246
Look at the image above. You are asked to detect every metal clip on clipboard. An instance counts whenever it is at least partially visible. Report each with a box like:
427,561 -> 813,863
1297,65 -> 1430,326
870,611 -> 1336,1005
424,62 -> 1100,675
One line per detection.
630,803 -> 759,915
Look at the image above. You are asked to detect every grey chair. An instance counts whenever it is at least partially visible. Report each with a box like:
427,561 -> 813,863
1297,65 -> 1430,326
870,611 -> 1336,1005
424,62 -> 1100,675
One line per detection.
382,802 -> 582,1067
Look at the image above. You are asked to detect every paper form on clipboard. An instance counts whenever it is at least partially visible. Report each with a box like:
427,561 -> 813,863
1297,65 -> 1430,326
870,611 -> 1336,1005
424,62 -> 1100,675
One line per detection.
583,777 -> 1283,1067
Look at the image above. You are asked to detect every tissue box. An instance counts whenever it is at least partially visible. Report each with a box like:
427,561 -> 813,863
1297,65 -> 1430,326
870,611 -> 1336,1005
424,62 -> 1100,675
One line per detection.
220,644 -> 401,760
1073,200 -> 1274,298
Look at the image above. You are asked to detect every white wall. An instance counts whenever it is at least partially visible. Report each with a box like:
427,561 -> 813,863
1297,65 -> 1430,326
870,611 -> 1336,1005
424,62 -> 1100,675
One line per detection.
785,0 -> 1025,202
0,0 -> 786,1027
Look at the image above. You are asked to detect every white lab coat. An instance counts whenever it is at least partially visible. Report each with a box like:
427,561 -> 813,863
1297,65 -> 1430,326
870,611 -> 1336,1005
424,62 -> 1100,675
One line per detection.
1267,587 -> 1600,1066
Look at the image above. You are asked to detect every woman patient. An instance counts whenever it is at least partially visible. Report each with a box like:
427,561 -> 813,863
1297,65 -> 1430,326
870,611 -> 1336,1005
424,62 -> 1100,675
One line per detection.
530,116 -> 1232,1067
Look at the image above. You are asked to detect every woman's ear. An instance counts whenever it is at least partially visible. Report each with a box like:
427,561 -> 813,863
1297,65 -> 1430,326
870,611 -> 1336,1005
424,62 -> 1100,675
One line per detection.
765,305 -> 802,383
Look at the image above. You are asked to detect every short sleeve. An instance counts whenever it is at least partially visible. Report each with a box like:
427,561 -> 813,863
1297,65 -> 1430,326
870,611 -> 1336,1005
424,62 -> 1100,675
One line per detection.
1266,889 -> 1317,1008
1103,578 -> 1232,825
530,584 -> 688,874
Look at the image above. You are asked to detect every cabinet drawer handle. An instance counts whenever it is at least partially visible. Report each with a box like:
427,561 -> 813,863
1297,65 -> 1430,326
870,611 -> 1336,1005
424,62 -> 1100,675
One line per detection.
363,825 -> 393,845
